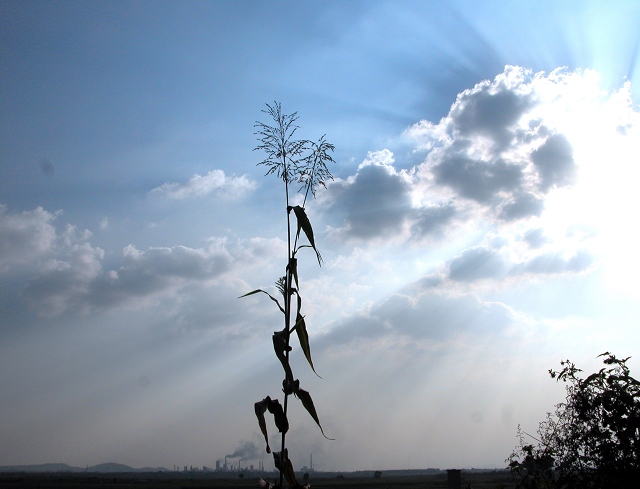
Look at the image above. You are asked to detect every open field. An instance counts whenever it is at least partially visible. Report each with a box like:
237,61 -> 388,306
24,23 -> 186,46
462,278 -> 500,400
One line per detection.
0,470 -> 516,489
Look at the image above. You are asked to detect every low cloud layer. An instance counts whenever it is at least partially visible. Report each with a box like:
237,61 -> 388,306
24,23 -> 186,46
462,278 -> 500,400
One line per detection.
0,205 -> 282,319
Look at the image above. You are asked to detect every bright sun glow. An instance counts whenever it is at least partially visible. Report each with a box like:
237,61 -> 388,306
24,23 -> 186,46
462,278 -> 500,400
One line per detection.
537,76 -> 640,296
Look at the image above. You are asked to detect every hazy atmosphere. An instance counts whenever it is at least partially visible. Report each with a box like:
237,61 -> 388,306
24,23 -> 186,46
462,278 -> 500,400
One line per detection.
2,0 -> 640,473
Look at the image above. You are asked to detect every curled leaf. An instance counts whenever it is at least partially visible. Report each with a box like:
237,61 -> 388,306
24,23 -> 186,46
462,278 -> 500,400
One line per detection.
273,328 -> 294,384
255,396 -> 290,454
267,397 -> 289,434
255,397 -> 272,453
288,258 -> 299,289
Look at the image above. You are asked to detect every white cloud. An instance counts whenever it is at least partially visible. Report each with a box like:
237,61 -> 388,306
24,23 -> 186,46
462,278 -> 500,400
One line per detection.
150,169 -> 257,200
0,204 -> 285,318
0,205 -> 57,271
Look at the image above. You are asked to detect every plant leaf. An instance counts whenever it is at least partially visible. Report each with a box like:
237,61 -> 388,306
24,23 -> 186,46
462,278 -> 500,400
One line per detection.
273,449 -> 299,488
239,289 -> 285,314
273,328 -> 294,384
291,294 -> 320,378
288,258 -> 299,290
255,397 -> 272,453
267,397 -> 289,435
290,205 -> 322,265
294,313 -> 320,378
292,384 -> 334,440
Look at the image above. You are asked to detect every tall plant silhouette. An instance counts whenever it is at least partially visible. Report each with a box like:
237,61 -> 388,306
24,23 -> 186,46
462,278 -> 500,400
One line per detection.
242,102 -> 334,488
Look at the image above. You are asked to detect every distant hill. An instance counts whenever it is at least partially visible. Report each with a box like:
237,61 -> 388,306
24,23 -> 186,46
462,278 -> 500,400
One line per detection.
0,462 -> 170,473
0,463 -> 79,473
88,462 -> 169,473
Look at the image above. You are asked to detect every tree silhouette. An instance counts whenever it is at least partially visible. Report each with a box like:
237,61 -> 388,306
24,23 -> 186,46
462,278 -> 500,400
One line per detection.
508,352 -> 640,488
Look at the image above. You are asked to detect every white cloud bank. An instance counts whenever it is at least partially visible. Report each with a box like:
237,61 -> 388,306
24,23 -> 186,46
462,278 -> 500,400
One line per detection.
0,204 -> 283,319
322,66 -> 639,297
150,169 -> 257,200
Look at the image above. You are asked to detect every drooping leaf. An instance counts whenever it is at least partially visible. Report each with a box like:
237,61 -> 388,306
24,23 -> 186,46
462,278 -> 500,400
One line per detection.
273,328 -> 293,384
255,397 -> 272,453
267,397 -> 289,435
289,205 -> 322,265
292,384 -> 334,441
255,396 -> 290,455
288,258 -> 299,289
289,294 -> 320,378
294,313 -> 320,378
239,289 -> 285,314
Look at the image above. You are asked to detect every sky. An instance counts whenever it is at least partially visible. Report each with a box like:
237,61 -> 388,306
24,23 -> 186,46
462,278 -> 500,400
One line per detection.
1,0 -> 640,473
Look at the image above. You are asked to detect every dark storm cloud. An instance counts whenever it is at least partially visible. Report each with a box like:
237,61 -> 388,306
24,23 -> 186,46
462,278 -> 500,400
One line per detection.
531,134 -> 577,191
326,156 -> 412,239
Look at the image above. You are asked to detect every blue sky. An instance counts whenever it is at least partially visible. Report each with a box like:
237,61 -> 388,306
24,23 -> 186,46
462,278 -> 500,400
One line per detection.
1,0 -> 640,472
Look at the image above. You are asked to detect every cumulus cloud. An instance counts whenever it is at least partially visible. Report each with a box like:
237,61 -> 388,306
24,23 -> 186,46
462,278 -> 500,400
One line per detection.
530,133 -> 577,191
0,205 -> 57,271
443,243 -> 596,284
410,201 -> 457,239
448,246 -> 509,282
323,150 -> 413,239
90,242 -> 235,307
317,289 -> 519,349
406,66 -> 588,221
324,66 -> 616,248
24,241 -> 105,316
449,84 -> 534,148
432,155 -> 523,203
150,169 -> 256,200
521,228 -> 548,248
0,205 -> 281,318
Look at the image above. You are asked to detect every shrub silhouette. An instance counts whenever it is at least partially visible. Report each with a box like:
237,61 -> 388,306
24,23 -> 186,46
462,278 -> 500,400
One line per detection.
243,102 -> 335,489
508,352 -> 640,488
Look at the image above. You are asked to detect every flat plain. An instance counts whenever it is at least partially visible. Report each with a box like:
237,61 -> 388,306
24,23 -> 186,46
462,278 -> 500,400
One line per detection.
0,470 -> 516,489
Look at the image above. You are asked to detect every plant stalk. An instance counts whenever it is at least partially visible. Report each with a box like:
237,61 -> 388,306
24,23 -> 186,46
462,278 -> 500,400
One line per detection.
280,157 -> 292,489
